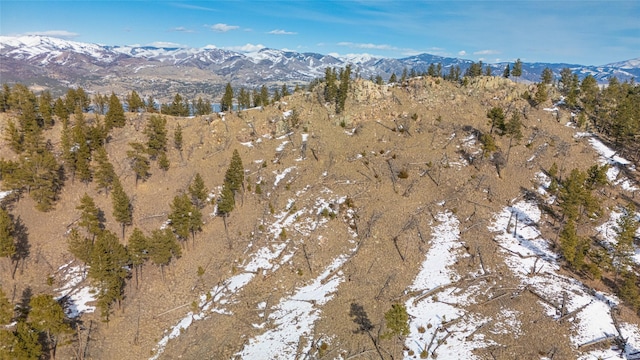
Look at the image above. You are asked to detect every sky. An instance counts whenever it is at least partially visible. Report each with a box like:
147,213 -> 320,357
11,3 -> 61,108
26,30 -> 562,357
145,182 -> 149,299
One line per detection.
1,0 -> 638,65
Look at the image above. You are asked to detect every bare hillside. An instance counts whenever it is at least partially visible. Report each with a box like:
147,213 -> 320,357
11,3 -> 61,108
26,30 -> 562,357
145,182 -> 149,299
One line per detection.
1,76 -> 640,360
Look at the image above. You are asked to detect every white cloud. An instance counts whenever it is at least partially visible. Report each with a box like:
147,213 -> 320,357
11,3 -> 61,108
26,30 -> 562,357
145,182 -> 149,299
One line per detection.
223,43 -> 266,53
148,41 -> 189,48
473,49 -> 499,55
210,23 -> 239,33
170,26 -> 194,33
22,30 -> 79,39
268,29 -> 297,35
338,42 -> 395,51
458,50 -> 467,56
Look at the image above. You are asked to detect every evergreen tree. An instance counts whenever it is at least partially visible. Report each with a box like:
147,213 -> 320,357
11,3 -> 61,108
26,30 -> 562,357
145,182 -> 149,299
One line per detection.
559,68 -> 574,94
0,286 -> 12,324
217,182 -> 235,230
252,88 -> 261,107
169,193 -> 203,243
143,115 -> 168,160
559,219 -> 586,269
28,294 -> 71,360
89,230 -> 129,321
612,204 -> 638,276
260,85 -> 269,107
158,152 -> 170,172
4,119 -> 23,153
336,64 -> 352,114
127,227 -> 149,287
9,321 -> 43,359
174,124 -> 183,152
224,149 -> 245,194
105,93 -> 126,130
381,303 -> 409,340
111,181 -> 132,239
67,228 -> 93,264
22,149 -> 63,211
580,75 -> 599,115
77,193 -> 103,240
281,84 -> 290,97
53,98 -> 69,122
388,72 -> 397,84
94,147 -> 117,195
146,95 -> 157,113
486,106 -> 506,135
541,67 -> 554,84
221,83 -> 234,112
618,272 -> 640,310
72,106 -> 92,184
127,142 -> 151,185
38,90 -> 54,129
126,90 -> 144,113
512,58 -> 523,82
188,173 -> 209,209
427,63 -> 437,77
324,67 -> 338,103
484,65 -> 492,76
534,82 -> 548,107
0,83 -> 10,112
0,208 -> 16,260
148,228 -> 181,280
93,93 -> 107,115
503,64 -> 510,78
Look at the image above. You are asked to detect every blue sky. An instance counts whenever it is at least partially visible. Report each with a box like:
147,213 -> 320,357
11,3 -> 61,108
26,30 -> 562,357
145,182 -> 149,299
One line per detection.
1,0 -> 638,65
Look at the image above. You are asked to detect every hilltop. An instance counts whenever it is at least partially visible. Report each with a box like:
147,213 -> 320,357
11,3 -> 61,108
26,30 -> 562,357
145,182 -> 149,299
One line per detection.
1,75 -> 640,360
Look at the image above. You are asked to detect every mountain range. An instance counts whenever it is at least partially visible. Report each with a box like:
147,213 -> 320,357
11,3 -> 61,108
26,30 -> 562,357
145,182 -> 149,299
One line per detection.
1,35 -> 639,99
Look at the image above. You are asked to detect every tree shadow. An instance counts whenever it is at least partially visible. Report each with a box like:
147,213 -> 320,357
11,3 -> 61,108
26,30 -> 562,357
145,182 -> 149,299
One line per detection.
11,215 -> 30,279
16,286 -> 32,321
349,302 -> 373,334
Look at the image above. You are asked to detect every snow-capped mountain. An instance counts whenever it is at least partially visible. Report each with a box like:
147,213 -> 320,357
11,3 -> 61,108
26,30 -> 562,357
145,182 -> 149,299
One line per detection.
1,35 -> 638,99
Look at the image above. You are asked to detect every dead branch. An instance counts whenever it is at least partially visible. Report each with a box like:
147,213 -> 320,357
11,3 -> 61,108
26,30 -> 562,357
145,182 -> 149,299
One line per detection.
558,301 -> 591,322
527,288 -> 560,311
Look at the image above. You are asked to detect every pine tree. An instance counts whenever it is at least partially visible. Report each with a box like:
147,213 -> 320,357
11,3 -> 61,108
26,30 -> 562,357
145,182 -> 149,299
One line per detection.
38,90 -> 54,129
28,294 -> 71,360
146,95 -> 157,113
381,303 -> 409,340
127,142 -> 150,185
281,84 -> 290,97
111,181 -> 132,239
388,72 -> 397,84
67,228 -> 93,264
22,149 -> 63,212
336,64 -> 351,114
77,193 -> 103,240
4,119 -> 23,153
217,182 -> 235,230
126,90 -> 144,113
221,83 -> 234,112
169,193 -> 202,244
127,227 -> 149,287
144,115 -> 168,160
89,230 -> 129,322
503,64 -> 510,78
105,93 -> 125,130
188,173 -> 209,209
93,93 -> 107,115
260,85 -> 269,107
94,147 -> 117,195
0,208 -> 16,260
324,67 -> 338,103
541,67 -> 554,84
559,219 -> 586,269
613,204 -> 638,276
224,149 -> 244,194
174,124 -> 183,152
486,107 -> 506,135
534,82 -> 548,107
10,321 -> 43,359
72,106 -> 92,184
0,286 -> 12,324
148,228 -> 181,280
53,98 -> 69,122
158,152 -> 170,172
512,58 -> 523,82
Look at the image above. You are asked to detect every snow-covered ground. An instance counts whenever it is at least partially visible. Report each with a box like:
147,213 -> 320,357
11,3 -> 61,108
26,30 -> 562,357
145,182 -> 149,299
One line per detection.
55,261 -> 97,318
404,210 -> 494,359
150,181 -> 351,359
